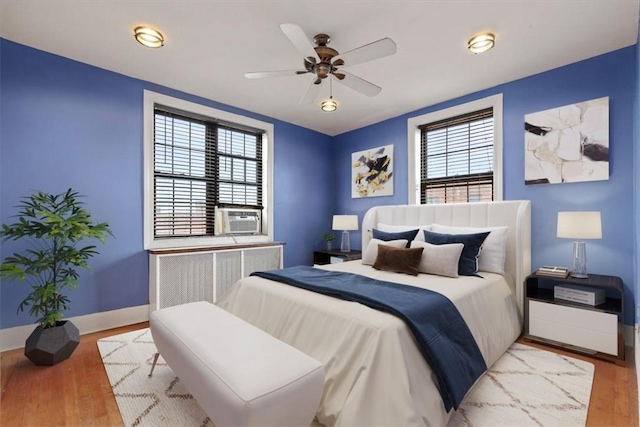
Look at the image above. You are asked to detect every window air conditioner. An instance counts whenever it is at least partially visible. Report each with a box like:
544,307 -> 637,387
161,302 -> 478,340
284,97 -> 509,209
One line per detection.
215,207 -> 261,235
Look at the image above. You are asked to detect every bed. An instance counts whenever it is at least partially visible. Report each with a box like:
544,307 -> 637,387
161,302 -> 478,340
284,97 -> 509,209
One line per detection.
217,200 -> 531,427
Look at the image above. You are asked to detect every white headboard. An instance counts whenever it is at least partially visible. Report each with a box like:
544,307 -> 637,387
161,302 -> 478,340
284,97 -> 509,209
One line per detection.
362,200 -> 531,315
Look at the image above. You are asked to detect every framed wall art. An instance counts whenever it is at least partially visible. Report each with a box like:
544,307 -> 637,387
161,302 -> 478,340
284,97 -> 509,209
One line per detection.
524,96 -> 609,185
351,144 -> 394,198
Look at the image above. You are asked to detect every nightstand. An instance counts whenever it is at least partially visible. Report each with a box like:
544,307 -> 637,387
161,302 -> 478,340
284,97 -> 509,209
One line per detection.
523,272 -> 625,365
313,249 -> 362,265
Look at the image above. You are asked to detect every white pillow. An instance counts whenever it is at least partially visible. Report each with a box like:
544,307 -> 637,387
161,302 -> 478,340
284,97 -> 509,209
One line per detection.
362,238 -> 409,265
430,224 -> 509,275
376,223 -> 432,242
410,241 -> 463,278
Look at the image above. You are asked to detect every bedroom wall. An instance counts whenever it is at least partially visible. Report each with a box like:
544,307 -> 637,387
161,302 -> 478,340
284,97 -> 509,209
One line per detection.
334,46 -> 638,326
0,39 -> 333,329
635,33 -> 640,328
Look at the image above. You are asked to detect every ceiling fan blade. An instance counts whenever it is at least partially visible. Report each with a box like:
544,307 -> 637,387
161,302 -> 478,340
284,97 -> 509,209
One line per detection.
334,71 -> 381,97
334,37 -> 396,68
300,79 -> 322,105
245,70 -> 306,79
280,23 -> 320,62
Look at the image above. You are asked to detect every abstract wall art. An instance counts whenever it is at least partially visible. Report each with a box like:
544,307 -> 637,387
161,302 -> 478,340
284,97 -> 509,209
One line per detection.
524,97 -> 609,185
351,144 -> 394,198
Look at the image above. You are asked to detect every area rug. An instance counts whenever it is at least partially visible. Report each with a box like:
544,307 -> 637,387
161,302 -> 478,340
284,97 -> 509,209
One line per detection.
98,329 -> 594,427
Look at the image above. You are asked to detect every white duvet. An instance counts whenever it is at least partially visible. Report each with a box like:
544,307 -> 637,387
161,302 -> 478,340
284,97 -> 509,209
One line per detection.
216,261 -> 522,427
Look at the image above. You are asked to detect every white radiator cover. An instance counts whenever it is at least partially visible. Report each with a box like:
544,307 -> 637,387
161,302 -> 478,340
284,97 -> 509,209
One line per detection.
149,244 -> 283,312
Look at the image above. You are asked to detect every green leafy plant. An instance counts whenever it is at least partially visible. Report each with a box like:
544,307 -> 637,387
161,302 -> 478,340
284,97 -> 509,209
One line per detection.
0,189 -> 112,328
323,232 -> 336,242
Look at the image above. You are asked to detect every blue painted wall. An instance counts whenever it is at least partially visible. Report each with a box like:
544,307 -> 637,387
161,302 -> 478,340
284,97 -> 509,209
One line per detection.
635,30 -> 640,326
0,39 -> 333,329
334,47 -> 638,325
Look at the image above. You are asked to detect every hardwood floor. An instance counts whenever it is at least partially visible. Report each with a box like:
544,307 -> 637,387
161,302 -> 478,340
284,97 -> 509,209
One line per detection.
1,324 -> 637,426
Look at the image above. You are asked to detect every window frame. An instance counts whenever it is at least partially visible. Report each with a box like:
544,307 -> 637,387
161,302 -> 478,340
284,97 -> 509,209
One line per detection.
143,90 -> 274,250
407,94 -> 503,204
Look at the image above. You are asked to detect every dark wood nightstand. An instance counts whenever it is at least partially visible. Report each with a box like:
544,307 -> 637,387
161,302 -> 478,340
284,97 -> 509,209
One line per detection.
523,272 -> 625,365
313,249 -> 362,265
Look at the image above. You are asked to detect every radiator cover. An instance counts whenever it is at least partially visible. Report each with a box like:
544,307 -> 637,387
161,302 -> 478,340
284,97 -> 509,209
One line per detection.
149,244 -> 283,312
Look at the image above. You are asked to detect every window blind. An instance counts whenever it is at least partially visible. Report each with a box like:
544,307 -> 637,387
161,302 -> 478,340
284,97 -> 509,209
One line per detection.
419,108 -> 494,204
153,109 -> 262,238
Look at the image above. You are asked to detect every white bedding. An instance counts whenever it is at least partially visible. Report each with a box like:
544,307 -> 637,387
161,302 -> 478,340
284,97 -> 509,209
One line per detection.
217,261 -> 522,427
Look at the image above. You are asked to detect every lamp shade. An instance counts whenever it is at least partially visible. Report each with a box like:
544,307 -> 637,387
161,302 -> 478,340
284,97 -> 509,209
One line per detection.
332,215 -> 358,231
557,211 -> 602,239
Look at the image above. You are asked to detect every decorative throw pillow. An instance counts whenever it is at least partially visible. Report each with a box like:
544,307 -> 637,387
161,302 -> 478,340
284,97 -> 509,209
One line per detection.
431,224 -> 509,275
362,238 -> 409,265
372,244 -> 424,276
376,223 -> 432,242
410,241 -> 463,278
372,228 -> 419,248
423,230 -> 490,277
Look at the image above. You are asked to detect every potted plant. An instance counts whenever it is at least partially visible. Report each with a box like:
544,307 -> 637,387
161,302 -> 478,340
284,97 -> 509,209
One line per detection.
0,189 -> 112,365
323,232 -> 336,251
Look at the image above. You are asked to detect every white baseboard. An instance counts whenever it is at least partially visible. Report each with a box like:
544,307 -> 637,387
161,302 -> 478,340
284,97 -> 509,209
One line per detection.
624,324 -> 635,348
0,305 -> 149,352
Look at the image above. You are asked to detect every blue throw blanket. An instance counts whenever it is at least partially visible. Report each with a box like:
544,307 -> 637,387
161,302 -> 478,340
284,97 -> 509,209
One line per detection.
251,266 -> 487,411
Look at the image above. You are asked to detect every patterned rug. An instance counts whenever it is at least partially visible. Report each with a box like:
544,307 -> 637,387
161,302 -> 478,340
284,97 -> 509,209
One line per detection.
97,329 -> 594,427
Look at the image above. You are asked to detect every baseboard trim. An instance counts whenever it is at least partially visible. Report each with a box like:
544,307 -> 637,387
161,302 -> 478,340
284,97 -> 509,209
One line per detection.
0,305 -> 149,352
624,324 -> 635,348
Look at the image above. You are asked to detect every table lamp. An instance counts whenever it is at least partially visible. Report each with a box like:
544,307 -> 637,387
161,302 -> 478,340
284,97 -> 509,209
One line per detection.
556,211 -> 602,278
332,215 -> 358,253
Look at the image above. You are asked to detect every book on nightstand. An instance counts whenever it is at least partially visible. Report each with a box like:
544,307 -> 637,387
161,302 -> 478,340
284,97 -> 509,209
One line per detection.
554,284 -> 605,306
536,265 -> 570,278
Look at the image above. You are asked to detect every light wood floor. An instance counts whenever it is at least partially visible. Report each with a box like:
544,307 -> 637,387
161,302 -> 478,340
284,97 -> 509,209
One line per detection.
1,323 -> 637,426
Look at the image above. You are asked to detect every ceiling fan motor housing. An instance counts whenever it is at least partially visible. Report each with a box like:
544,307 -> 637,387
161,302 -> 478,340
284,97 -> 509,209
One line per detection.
312,34 -> 340,80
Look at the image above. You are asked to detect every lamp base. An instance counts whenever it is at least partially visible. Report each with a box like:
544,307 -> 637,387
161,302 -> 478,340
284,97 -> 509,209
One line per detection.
340,230 -> 351,253
570,240 -> 588,279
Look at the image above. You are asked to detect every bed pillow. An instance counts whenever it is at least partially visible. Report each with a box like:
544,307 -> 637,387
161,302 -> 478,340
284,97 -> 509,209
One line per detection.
372,244 -> 424,276
430,224 -> 509,275
362,238 -> 409,265
376,223 -> 432,242
410,241 -> 463,278
372,228 -> 419,248
423,230 -> 490,277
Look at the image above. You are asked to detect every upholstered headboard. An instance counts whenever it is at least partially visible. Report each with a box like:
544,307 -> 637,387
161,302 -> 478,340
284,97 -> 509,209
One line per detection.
362,200 -> 531,315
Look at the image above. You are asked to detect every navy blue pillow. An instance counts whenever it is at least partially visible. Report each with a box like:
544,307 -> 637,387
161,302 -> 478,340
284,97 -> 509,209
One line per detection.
423,230 -> 490,276
372,228 -> 419,248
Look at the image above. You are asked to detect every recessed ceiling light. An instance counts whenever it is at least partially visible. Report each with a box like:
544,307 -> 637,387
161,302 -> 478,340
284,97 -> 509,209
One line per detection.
467,33 -> 495,54
134,26 -> 164,48
321,97 -> 338,112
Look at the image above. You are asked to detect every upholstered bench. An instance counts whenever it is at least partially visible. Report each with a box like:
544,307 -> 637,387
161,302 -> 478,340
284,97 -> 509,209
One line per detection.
148,301 -> 324,427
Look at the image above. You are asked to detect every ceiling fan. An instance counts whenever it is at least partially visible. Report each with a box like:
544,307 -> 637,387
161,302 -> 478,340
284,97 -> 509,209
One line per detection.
245,24 -> 397,105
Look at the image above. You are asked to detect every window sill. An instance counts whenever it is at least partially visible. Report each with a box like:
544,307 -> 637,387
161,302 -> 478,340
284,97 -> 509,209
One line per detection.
148,240 -> 285,255
144,234 -> 272,251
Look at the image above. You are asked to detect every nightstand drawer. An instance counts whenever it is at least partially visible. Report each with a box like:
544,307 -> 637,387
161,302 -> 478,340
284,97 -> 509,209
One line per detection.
529,300 -> 617,356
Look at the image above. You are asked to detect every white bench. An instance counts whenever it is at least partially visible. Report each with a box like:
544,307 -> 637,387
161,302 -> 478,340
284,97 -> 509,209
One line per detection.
149,301 -> 324,427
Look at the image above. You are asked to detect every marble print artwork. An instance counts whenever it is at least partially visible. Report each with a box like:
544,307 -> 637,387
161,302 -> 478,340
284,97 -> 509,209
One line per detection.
524,97 -> 609,185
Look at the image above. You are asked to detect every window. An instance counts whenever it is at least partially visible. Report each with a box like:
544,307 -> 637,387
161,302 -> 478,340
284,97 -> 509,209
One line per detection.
407,94 -> 503,204
144,91 -> 273,249
419,108 -> 494,204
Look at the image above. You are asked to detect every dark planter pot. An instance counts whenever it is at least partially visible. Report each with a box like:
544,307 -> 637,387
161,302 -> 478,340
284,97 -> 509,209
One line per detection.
25,320 -> 80,366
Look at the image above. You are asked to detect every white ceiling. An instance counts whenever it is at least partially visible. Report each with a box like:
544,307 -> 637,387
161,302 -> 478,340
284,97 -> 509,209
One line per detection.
1,1 -> 638,136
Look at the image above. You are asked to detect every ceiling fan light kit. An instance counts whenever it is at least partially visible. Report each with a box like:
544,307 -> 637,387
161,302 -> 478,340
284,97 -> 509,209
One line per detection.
245,23 -> 396,108
134,26 -> 165,48
467,32 -> 495,54
321,97 -> 338,112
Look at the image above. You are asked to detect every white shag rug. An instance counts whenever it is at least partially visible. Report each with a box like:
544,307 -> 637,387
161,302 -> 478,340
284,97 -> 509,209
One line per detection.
98,329 -> 594,427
